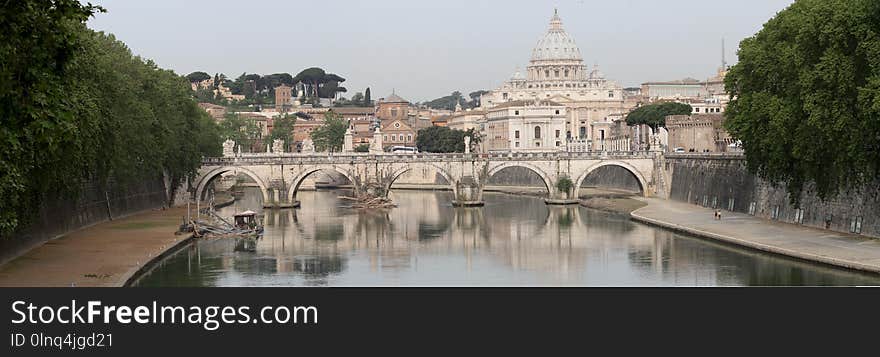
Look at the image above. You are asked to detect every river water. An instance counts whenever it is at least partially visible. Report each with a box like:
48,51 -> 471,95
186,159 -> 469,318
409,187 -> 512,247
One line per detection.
134,188 -> 880,286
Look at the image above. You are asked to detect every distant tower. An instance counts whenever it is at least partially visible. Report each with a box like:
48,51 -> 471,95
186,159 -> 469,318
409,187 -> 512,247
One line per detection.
721,37 -> 727,70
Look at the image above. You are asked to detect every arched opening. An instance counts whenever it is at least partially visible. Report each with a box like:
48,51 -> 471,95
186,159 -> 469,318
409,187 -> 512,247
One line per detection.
576,163 -> 646,199
195,167 -> 269,206
486,164 -> 552,198
384,164 -> 457,201
287,168 -> 355,204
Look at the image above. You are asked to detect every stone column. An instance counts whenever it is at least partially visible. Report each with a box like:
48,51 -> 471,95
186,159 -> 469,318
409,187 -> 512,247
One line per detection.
369,127 -> 383,154
343,125 -> 354,152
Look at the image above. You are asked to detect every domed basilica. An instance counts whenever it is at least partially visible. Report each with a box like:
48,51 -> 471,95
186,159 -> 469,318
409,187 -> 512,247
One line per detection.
480,10 -> 633,141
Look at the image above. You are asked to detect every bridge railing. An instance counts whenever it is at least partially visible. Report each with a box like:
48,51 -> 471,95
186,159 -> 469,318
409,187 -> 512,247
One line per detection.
201,150 -> 658,165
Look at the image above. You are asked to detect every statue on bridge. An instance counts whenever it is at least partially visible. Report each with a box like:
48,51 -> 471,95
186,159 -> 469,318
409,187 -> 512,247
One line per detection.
272,139 -> 285,154
369,127 -> 383,154
301,138 -> 315,153
223,139 -> 235,157
343,125 -> 354,153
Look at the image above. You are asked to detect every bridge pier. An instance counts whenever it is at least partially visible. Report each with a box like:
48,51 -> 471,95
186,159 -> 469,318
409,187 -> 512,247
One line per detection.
262,188 -> 300,209
451,176 -> 484,207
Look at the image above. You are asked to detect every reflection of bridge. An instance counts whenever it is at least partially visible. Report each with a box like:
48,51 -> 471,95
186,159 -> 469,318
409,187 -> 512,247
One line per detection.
194,151 -> 662,208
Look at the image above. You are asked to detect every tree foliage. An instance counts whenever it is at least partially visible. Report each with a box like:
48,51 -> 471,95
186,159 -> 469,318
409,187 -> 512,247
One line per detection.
219,114 -> 262,152
0,2 -> 221,235
186,71 -> 211,83
556,176 -> 574,197
625,102 -> 692,129
354,143 -> 370,153
724,0 -> 880,202
268,114 -> 296,146
310,112 -> 348,152
424,90 -> 485,110
415,127 -> 481,153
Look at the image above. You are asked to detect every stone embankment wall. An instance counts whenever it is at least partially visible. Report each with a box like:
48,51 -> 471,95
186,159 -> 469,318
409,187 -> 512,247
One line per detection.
0,176 -> 171,265
664,154 -> 879,238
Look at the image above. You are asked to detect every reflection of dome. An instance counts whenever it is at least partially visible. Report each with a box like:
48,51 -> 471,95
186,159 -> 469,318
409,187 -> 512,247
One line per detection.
530,9 -> 582,62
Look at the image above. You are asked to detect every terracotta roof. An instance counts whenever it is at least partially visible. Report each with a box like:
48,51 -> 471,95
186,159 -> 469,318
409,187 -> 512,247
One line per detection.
328,107 -> 375,115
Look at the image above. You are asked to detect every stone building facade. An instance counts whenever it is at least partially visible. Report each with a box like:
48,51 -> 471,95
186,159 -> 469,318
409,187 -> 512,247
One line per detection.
479,10 -> 633,144
665,114 -> 735,153
484,100 -> 568,152
275,84 -> 293,112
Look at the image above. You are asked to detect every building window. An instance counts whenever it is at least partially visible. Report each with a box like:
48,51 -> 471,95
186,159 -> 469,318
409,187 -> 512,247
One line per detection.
391,134 -> 396,141
555,110 -> 560,115
514,110 -> 519,115
534,126 -> 541,139
608,91 -> 614,98
555,70 -> 560,77
407,134 -> 412,142
391,108 -> 398,117
695,107 -> 700,113
545,70 -> 550,78
564,70 -> 569,77
555,130 -> 560,138
384,135 -> 388,141
536,142 -> 541,147
579,127 -> 586,138
514,130 -> 520,139
503,93 -> 508,100
515,142 -> 520,147
556,141 -> 561,147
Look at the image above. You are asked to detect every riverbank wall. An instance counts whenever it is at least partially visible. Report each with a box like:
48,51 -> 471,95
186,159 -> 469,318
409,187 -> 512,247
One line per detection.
0,176 -> 172,266
663,154 -> 879,238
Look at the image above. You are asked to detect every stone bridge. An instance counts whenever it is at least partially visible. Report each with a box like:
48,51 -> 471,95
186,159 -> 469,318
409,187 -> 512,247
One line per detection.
193,151 -> 663,208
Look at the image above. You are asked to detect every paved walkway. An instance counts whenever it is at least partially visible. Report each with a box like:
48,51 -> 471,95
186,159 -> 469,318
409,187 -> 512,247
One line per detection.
0,207 -> 192,287
631,198 -> 880,273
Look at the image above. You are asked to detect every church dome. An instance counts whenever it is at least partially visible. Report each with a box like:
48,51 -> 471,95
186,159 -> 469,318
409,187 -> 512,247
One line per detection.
530,10 -> 582,62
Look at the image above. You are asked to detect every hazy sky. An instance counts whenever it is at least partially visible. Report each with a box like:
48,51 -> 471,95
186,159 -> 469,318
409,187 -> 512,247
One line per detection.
85,0 -> 795,102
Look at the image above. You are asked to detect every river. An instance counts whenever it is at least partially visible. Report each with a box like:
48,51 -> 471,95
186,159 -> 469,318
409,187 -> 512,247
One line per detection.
134,188 -> 880,286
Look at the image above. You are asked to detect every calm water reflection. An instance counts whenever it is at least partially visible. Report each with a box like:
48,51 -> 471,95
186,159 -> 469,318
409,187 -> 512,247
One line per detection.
135,188 -> 880,286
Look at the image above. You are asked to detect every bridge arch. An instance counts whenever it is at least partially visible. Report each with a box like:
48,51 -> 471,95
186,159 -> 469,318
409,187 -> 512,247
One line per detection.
486,162 -> 555,197
575,161 -> 648,197
384,163 -> 458,198
195,166 -> 270,204
287,166 -> 357,203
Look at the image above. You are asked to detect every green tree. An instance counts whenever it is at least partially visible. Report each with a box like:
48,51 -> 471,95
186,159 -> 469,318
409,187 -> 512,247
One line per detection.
625,102 -> 692,129
186,71 -> 211,83
364,87 -> 372,106
424,91 -> 467,110
556,176 -> 574,198
350,92 -> 365,106
0,0 -> 105,234
469,90 -> 489,107
293,67 -> 326,99
724,0 -> 880,202
310,112 -> 348,152
219,114 -> 261,152
268,114 -> 296,146
354,143 -> 370,152
1,3 -> 222,236
415,126 -> 476,153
